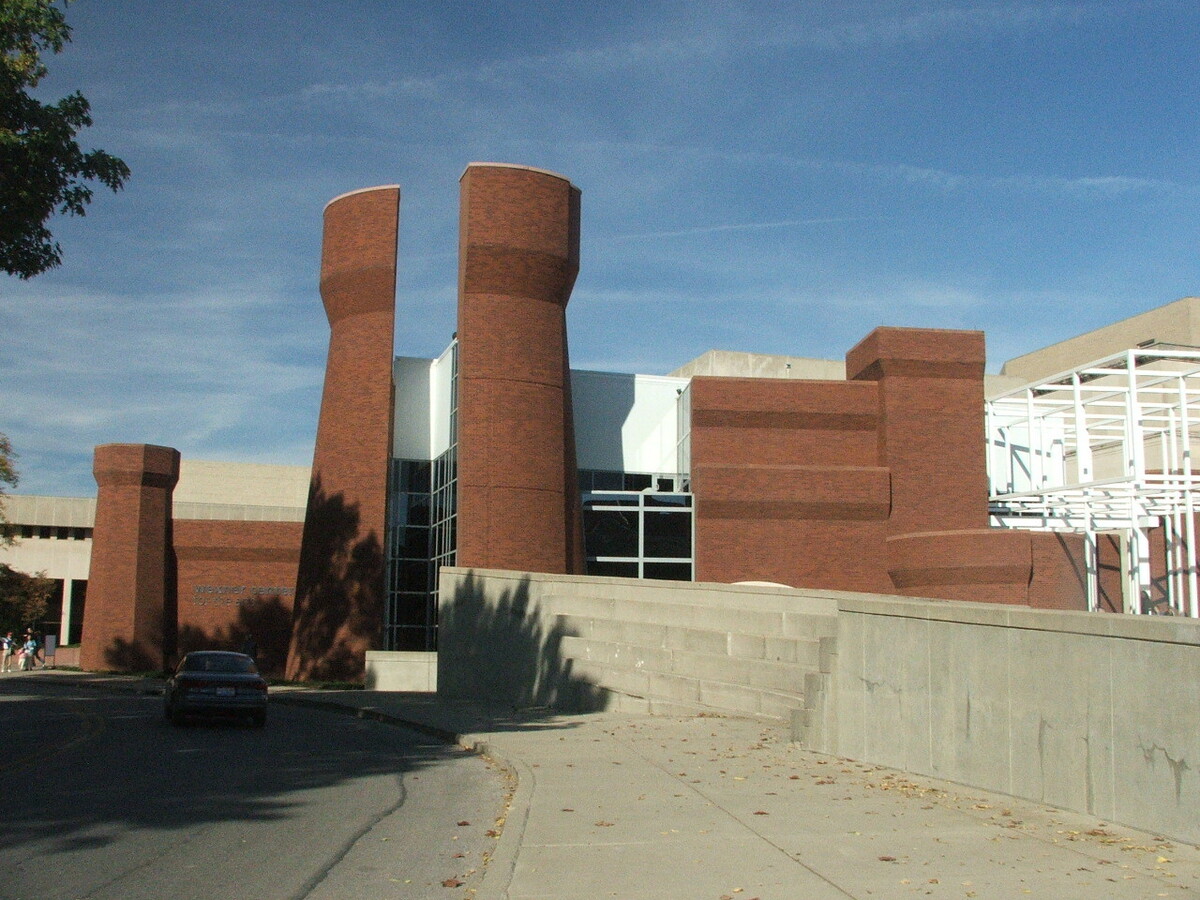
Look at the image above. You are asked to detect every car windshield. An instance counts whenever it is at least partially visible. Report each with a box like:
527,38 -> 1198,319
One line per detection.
180,653 -> 257,674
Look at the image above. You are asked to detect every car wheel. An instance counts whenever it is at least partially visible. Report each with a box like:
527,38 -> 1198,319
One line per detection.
251,709 -> 266,728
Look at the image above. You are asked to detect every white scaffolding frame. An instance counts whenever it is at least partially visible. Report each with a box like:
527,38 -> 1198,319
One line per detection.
987,346 -> 1200,617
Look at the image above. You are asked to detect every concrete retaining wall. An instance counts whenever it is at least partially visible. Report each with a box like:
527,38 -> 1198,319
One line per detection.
364,650 -> 437,691
805,594 -> 1200,845
436,567 -> 1200,844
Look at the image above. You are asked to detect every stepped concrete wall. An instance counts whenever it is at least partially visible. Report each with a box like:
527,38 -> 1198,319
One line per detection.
437,567 -> 1200,845
437,567 -> 836,717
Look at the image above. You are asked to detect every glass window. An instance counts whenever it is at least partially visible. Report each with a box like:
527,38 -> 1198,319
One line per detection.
643,562 -> 693,581
587,560 -> 640,578
623,473 -> 653,490
591,470 -> 624,491
645,493 -> 691,507
584,509 -> 639,558
404,526 -> 428,558
643,511 -> 691,559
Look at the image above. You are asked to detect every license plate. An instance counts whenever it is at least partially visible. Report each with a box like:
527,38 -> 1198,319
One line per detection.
216,687 -> 235,697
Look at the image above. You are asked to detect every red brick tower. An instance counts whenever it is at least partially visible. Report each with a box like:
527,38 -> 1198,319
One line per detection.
81,443 -> 180,672
287,185 -> 399,681
456,163 -> 585,574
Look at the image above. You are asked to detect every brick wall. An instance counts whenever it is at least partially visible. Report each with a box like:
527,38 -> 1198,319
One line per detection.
691,327 -> 1087,609
174,519 -> 303,675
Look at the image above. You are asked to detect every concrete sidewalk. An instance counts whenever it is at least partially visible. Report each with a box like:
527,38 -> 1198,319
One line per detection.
25,671 -> 1200,899
277,688 -> 1200,900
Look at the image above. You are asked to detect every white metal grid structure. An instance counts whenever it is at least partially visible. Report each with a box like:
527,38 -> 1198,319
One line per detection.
987,346 -> 1200,618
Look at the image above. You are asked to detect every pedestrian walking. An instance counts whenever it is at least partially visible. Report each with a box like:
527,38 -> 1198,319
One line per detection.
0,633 -> 15,672
20,634 -> 37,671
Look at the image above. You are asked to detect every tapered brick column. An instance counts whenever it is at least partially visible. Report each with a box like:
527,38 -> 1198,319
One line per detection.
287,186 -> 399,681
81,443 -> 179,672
456,163 -> 584,573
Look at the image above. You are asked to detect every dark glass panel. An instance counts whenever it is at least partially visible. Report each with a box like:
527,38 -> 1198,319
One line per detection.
583,509 -> 638,557
392,626 -> 430,650
407,494 -> 431,527
623,473 -> 652,490
645,494 -> 691,507
393,594 -> 429,626
583,495 -> 640,508
403,526 -> 429,558
643,563 -> 692,581
592,470 -> 623,491
586,560 -> 639,578
643,511 -> 691,559
400,560 -> 430,591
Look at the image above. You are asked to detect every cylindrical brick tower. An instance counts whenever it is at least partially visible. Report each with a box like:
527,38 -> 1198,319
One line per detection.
455,163 -> 584,574
287,185 -> 399,681
81,443 -> 180,672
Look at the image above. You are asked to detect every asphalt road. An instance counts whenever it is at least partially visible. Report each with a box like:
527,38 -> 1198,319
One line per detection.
0,676 -> 509,900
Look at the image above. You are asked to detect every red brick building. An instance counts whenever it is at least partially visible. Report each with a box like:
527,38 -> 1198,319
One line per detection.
68,163 -> 1200,679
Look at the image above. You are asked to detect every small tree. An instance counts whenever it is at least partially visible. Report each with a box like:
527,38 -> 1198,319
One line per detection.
0,432 -> 16,546
0,562 -> 52,634
1,0 -> 130,278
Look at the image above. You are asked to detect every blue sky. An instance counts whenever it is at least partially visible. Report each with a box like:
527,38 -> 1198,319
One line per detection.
4,0 -> 1200,496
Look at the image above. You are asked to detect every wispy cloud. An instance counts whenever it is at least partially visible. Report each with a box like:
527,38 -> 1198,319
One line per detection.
607,216 -> 874,242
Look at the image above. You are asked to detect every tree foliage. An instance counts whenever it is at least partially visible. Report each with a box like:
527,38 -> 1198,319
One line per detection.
0,562 -> 52,633
0,432 -> 16,547
1,0 -> 129,278
0,435 -> 52,633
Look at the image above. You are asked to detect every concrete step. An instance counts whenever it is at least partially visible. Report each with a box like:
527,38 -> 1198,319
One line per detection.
546,594 -> 838,640
543,583 -> 839,616
559,634 -> 811,695
556,613 -> 823,667
569,657 -> 804,721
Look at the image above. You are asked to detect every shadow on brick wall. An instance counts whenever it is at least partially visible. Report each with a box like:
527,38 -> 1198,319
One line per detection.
176,596 -> 292,677
103,637 -> 160,673
288,476 -> 384,682
439,572 -> 608,713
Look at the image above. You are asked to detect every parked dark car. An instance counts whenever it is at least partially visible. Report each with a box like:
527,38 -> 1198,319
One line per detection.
164,651 -> 268,726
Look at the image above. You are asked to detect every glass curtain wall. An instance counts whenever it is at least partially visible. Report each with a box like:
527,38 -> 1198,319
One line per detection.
384,345 -> 458,651
580,469 -> 693,580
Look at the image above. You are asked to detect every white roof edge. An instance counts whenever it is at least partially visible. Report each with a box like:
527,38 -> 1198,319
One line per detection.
324,184 -> 401,211
460,162 -> 577,188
